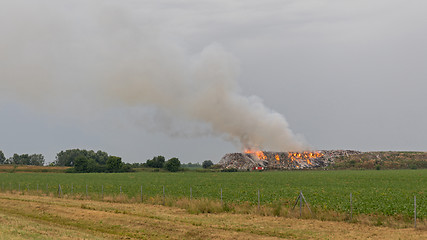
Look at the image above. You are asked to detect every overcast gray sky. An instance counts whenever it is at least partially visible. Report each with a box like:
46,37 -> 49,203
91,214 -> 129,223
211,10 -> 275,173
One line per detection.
1,0 -> 426,164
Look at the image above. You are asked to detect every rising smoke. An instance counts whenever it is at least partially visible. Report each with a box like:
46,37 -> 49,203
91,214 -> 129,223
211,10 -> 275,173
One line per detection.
0,1 -> 307,152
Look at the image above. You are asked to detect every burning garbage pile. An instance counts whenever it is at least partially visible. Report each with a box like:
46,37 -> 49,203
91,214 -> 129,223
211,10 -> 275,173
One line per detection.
218,150 -> 362,170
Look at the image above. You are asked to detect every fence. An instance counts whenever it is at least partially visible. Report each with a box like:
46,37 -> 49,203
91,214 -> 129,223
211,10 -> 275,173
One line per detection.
0,181 -> 422,228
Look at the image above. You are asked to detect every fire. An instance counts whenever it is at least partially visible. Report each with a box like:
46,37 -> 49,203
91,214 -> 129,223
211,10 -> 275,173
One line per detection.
244,150 -> 323,165
244,149 -> 267,160
288,151 -> 323,165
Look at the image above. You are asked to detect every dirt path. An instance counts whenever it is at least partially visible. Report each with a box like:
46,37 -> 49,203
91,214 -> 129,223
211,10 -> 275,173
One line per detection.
0,193 -> 424,239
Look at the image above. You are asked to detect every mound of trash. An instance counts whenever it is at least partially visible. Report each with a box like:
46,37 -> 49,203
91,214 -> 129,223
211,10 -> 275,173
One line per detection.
218,150 -> 362,170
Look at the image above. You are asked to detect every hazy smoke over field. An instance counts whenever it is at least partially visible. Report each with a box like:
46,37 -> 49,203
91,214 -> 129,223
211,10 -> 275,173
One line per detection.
0,1 -> 307,151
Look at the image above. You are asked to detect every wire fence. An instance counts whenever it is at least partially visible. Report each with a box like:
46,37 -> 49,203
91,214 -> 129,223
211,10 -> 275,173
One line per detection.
0,181 -> 422,228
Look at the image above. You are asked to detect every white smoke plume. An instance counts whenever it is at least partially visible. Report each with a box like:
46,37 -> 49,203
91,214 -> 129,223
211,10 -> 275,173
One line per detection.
0,1 -> 307,152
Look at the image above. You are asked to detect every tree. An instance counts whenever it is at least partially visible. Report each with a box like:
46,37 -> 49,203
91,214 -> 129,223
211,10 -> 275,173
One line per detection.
56,149 -> 132,173
55,149 -> 83,166
0,151 -> 5,164
5,153 -> 44,165
146,156 -> 165,168
29,154 -> 45,166
55,149 -> 109,166
73,155 -> 89,172
95,150 -> 109,165
11,154 -> 30,165
164,157 -> 181,172
202,160 -> 213,169
107,156 -> 123,172
86,158 -> 101,172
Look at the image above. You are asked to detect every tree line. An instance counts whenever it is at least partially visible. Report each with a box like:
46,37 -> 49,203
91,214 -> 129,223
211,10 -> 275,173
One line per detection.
54,149 -> 130,173
0,149 -> 128,173
130,157 -> 214,171
0,149 -> 215,173
0,151 -> 44,166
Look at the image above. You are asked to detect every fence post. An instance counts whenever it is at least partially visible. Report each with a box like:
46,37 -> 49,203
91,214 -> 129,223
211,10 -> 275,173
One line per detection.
58,184 -> 62,198
221,188 -> 223,205
258,189 -> 260,210
101,185 -> 104,199
299,191 -> 302,217
37,183 -> 39,192
140,185 -> 143,203
414,195 -> 417,229
350,192 -> 353,221
71,183 -> 73,195
190,187 -> 192,200
86,184 -> 88,198
46,184 -> 48,194
19,183 -> 20,192
120,185 -> 122,195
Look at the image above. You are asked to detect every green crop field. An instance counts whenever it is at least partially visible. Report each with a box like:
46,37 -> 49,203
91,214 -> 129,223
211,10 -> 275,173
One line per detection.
0,169 -> 425,219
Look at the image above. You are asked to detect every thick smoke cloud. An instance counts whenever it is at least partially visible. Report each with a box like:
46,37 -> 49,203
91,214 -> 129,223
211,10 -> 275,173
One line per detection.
0,0 -> 307,151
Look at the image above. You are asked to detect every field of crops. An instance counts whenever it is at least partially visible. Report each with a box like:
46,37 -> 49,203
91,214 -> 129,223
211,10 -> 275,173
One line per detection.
0,169 -> 425,219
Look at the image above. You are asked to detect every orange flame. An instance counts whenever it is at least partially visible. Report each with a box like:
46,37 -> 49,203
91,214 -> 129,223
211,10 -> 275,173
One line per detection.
288,151 -> 323,165
245,149 -> 267,160
244,150 -> 322,165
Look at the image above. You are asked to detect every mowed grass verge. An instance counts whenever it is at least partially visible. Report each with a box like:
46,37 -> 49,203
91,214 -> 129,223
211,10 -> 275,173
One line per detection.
0,169 -> 425,227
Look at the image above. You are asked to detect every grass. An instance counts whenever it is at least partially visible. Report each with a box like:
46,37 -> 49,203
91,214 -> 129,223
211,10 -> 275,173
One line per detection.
0,169 -> 425,222
0,192 -> 425,239
0,165 -> 70,173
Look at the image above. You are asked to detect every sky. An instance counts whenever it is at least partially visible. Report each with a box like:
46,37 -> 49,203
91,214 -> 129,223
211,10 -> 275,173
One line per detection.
1,0 -> 426,164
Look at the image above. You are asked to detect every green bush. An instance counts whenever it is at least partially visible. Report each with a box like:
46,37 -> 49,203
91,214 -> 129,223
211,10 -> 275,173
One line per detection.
146,156 -> 165,168
164,158 -> 181,172
202,160 -> 213,169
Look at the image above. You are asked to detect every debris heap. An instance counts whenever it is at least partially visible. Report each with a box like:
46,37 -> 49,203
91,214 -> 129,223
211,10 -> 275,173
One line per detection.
218,150 -> 362,170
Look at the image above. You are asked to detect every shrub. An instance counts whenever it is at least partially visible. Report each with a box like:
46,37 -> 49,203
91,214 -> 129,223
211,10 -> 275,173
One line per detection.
164,157 -> 181,172
146,156 -> 165,168
202,160 -> 214,169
